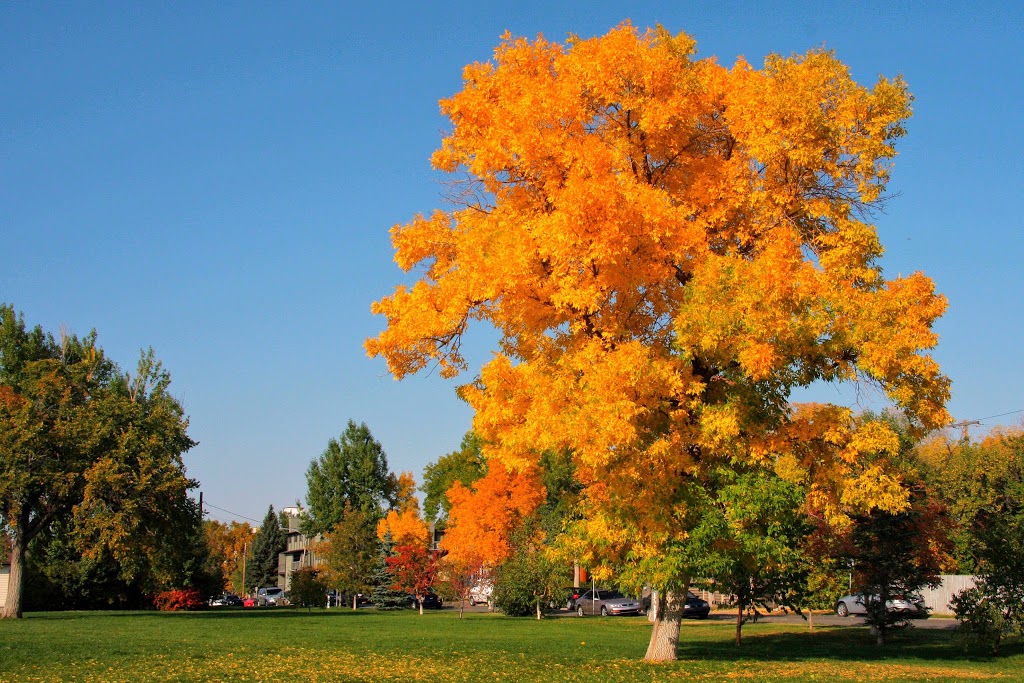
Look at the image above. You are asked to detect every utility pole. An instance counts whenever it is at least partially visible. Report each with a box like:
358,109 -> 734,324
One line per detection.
949,420 -> 981,441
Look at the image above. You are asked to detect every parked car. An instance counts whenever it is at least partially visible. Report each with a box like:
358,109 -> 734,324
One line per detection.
834,593 -> 927,618
210,593 -> 243,607
243,596 -> 258,607
257,586 -> 289,606
468,582 -> 492,606
563,587 -> 582,610
641,590 -> 710,618
410,590 -> 443,609
575,589 -> 642,616
682,591 -> 711,619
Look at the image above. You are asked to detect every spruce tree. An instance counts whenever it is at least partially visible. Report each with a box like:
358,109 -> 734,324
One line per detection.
248,506 -> 285,591
371,534 -> 408,610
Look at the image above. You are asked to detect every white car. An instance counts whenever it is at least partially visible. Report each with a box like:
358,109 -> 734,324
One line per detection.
834,593 -> 926,617
468,582 -> 493,606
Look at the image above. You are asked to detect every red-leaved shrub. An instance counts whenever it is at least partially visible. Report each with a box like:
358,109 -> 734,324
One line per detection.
153,588 -> 205,611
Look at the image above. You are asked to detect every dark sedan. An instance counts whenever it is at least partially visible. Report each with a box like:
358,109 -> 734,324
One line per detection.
683,591 -> 710,618
410,591 -> 443,609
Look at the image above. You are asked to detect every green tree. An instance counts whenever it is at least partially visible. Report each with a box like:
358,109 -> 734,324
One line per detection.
421,431 -> 485,523
699,471 -> 811,645
491,521 -> 563,619
946,430 -> 1024,653
289,567 -> 328,612
0,306 -> 197,618
316,504 -> 379,609
247,506 -> 284,592
304,421 -> 395,536
918,428 -> 1023,572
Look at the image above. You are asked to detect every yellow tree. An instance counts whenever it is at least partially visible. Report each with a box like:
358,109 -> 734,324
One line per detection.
367,24 -> 948,660
203,520 -> 254,594
377,472 -> 430,548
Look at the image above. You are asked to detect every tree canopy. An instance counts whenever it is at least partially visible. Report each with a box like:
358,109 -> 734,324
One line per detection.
304,420 -> 396,536
366,24 -> 949,660
421,431 -> 486,523
1,305 -> 198,618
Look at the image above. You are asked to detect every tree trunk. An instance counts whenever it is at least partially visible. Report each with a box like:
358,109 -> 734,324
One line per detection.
808,606 -> 813,632
536,599 -> 542,620
419,598 -> 423,615
1,532 -> 25,619
644,589 -> 685,661
352,594 -> 358,610
1,516 -> 29,620
648,589 -> 658,622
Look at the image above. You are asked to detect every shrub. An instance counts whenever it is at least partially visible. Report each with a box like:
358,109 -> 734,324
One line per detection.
153,588 -> 205,611
290,567 -> 328,611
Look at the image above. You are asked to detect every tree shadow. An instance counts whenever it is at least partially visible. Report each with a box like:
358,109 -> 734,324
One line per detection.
677,626 -> 1024,664
25,607 -> 382,621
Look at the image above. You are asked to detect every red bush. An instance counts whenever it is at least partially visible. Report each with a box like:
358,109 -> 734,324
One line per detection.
153,587 -> 205,611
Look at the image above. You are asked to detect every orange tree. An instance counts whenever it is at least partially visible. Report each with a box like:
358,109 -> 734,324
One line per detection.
366,24 -> 949,660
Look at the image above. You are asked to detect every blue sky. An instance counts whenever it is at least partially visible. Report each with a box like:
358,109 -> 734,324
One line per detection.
3,2 -> 1021,525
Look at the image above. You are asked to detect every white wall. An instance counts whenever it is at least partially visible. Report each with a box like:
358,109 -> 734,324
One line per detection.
0,566 -> 9,610
920,574 -> 976,614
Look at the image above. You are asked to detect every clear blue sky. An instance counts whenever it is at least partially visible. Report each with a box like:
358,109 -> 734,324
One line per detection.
3,2 -> 1021,525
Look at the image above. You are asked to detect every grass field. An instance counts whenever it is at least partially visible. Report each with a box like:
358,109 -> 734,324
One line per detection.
0,608 -> 1020,682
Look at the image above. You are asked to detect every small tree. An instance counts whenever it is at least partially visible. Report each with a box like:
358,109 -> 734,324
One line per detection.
316,504 -> 378,609
849,497 -> 945,645
387,544 -> 438,615
491,521 -> 563,619
701,471 -> 811,645
289,567 -> 328,612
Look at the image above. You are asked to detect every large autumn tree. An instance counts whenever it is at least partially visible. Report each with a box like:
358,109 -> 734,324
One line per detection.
0,306 -> 198,619
367,25 -> 949,660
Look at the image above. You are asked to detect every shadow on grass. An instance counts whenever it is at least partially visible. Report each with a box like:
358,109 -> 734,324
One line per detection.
678,625 -> 1024,664
25,607 -> 385,621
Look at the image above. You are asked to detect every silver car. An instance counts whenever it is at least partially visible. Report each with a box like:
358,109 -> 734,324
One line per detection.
834,593 -> 926,617
257,586 -> 289,606
575,589 -> 642,616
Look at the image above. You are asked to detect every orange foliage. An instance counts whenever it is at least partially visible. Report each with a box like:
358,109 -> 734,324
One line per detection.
393,471 -> 420,514
440,461 -> 545,569
367,23 -> 949,590
377,506 -> 429,548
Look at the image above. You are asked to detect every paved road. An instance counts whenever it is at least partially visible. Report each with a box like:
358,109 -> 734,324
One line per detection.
446,603 -> 959,629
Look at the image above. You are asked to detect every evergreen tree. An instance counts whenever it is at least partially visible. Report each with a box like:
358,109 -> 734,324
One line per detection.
248,506 -> 285,591
371,534 -> 408,610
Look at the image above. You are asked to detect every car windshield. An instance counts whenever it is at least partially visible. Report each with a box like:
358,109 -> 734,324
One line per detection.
597,591 -> 624,600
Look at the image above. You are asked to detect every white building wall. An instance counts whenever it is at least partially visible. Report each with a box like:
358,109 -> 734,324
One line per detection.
0,566 -> 9,610
919,574 -> 976,614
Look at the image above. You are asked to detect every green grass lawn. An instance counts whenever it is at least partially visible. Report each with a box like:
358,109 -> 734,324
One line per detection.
0,608 -> 1019,682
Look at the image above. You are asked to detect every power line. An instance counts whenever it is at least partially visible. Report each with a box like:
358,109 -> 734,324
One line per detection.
972,408 -> 1024,423
203,501 -> 264,524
